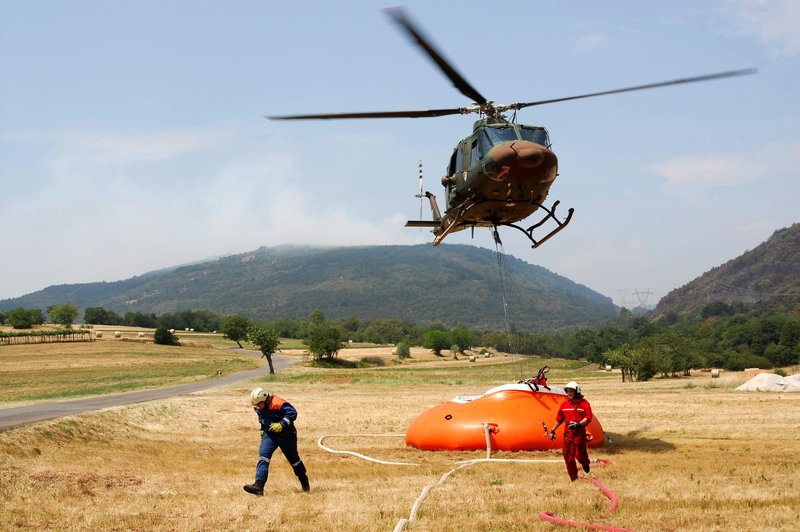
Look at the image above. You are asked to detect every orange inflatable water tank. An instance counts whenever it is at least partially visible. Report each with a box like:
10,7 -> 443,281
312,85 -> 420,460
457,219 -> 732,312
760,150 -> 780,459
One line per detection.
406,384 -> 605,451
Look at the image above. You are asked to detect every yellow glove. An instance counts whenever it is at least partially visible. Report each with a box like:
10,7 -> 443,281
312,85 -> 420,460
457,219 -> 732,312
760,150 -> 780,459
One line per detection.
269,422 -> 283,433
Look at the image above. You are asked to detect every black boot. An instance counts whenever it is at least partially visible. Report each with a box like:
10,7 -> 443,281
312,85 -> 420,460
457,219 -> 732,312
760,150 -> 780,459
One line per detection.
243,481 -> 264,496
299,474 -> 310,492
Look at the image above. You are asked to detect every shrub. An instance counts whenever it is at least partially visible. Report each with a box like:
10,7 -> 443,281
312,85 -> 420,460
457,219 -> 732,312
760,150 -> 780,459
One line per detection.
154,327 -> 179,346
358,356 -> 386,367
6,308 -> 44,329
395,341 -> 411,359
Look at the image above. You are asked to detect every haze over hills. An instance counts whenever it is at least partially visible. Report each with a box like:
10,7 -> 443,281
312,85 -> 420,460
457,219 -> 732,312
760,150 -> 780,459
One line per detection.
656,223 -> 800,314
0,244 -> 617,332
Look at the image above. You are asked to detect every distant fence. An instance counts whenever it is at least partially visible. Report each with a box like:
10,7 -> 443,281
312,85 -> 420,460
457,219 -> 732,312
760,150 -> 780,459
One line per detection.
0,329 -> 95,346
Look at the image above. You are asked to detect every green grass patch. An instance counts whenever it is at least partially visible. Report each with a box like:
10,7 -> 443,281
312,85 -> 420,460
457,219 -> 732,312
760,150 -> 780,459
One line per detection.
277,338 -> 309,350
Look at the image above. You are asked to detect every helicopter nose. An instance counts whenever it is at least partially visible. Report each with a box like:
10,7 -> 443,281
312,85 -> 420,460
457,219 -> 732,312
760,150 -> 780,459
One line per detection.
510,141 -> 554,169
490,141 -> 556,170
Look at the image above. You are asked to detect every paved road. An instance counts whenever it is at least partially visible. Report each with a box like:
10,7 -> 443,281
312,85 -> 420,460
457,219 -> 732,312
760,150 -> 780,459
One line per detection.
0,350 -> 297,431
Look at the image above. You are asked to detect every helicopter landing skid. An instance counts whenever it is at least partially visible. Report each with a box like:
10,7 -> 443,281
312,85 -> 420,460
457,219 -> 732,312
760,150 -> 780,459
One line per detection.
502,200 -> 574,249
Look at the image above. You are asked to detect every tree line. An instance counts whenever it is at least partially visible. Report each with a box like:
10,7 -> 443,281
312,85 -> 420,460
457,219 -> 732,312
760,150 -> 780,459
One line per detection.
482,300 -> 800,380
4,299 -> 798,380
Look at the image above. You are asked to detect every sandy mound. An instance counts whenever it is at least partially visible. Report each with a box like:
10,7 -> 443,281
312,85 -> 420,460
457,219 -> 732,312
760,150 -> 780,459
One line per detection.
735,373 -> 800,392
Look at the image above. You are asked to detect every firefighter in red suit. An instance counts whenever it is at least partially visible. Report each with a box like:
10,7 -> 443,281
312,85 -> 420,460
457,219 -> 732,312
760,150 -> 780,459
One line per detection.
549,381 -> 593,481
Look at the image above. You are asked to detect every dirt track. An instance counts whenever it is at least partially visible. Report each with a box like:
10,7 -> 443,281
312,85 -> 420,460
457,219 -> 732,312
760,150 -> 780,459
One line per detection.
0,350 -> 296,430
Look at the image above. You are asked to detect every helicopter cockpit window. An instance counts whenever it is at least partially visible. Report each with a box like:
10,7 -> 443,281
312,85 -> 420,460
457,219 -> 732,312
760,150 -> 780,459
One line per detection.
478,130 -> 492,157
484,126 -> 519,146
519,127 -> 551,147
470,137 -> 481,166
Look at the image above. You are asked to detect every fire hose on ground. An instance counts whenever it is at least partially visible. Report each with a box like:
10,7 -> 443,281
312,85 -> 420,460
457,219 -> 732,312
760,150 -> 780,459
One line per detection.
318,430 -> 634,531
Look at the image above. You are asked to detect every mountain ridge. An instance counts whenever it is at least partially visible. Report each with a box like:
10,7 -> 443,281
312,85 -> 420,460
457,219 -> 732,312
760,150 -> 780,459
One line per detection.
1,244 -> 617,332
656,223 -> 800,314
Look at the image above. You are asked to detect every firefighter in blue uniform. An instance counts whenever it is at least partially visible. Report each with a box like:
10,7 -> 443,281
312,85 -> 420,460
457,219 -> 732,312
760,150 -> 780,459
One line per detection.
243,387 -> 310,495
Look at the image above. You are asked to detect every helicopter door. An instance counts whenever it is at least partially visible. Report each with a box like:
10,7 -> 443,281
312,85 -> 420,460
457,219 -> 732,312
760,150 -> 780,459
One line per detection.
454,141 -> 466,174
445,141 -> 467,206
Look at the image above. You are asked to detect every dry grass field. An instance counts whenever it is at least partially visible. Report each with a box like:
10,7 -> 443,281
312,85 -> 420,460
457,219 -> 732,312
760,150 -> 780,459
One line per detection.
1,343 -> 799,531
0,338 -> 260,405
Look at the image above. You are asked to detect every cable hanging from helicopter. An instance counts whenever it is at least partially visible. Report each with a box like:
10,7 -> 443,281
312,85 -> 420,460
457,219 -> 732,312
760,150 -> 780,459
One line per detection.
266,7 -> 756,250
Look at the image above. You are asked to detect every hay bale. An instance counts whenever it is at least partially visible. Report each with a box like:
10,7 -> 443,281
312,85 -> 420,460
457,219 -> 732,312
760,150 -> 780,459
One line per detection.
95,331 -> 103,338
711,369 -> 720,378
469,355 -> 476,362
605,365 -> 612,372
137,332 -> 145,338
114,331 -> 121,338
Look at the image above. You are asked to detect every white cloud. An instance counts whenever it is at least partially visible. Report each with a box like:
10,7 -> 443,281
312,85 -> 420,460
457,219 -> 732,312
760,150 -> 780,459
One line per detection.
651,139 -> 800,196
75,130 -> 225,164
0,128 -> 427,299
720,0 -> 800,57
9,127 -> 227,164
650,153 -> 755,191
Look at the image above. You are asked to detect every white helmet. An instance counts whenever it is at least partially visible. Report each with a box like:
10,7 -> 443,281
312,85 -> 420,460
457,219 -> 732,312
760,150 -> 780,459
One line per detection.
250,387 -> 271,405
564,381 -> 580,394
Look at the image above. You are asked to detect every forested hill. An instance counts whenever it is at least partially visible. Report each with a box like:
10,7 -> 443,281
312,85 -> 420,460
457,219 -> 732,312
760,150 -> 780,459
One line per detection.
656,223 -> 800,314
1,244 -> 617,332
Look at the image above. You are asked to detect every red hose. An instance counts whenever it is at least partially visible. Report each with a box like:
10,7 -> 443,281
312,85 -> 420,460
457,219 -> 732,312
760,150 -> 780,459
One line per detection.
538,511 -> 633,532
538,460 -> 635,532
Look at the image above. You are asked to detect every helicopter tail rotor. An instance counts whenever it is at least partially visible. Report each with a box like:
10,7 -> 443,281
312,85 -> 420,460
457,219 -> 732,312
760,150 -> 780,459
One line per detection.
416,160 -> 424,220
406,160 -> 443,232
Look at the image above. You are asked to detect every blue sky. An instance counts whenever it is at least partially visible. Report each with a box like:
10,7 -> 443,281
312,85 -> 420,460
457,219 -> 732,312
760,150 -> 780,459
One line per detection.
1,0 -> 797,307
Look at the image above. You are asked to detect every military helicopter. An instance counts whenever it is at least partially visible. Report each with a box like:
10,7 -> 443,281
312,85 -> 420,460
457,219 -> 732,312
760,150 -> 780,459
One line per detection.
268,8 -> 755,249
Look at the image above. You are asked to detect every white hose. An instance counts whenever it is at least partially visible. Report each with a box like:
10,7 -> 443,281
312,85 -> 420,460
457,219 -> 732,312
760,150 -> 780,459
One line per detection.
317,433 -> 417,466
483,422 -> 492,459
317,433 -> 563,532
393,462 -> 475,532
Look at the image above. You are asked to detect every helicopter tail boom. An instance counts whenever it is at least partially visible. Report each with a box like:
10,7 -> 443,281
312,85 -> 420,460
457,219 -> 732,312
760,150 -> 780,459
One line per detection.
405,189 -> 443,230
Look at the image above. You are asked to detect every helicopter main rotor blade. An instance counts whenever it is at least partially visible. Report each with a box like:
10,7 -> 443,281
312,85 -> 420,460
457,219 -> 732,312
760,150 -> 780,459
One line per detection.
385,7 -> 487,105
266,107 -> 469,120
506,68 -> 758,111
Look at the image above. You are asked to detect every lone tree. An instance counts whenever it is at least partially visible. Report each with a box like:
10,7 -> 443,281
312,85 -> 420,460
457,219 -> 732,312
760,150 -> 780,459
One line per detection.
307,325 -> 343,360
603,344 -> 635,382
221,315 -> 252,348
250,326 -> 280,374
450,326 -> 476,352
423,329 -> 450,357
48,303 -> 79,328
